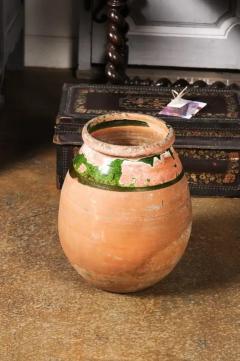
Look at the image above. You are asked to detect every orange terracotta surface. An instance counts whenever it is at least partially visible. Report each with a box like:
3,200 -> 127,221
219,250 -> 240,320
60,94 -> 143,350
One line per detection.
59,174 -> 191,292
58,113 -> 192,293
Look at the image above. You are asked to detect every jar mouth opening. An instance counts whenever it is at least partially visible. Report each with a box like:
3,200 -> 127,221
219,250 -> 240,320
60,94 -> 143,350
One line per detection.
82,113 -> 175,158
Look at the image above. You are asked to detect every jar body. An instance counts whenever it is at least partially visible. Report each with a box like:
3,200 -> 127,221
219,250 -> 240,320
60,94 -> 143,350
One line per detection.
58,113 -> 192,293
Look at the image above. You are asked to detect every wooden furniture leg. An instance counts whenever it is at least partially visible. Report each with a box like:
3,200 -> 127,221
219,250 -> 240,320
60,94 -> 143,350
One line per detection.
105,0 -> 129,84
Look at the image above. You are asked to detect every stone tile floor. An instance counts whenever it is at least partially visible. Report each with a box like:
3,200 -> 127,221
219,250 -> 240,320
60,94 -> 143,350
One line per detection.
0,69 -> 239,361
0,146 -> 240,361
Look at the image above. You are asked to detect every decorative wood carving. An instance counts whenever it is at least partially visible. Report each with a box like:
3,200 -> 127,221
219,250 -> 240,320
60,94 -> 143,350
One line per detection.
105,0 -> 129,84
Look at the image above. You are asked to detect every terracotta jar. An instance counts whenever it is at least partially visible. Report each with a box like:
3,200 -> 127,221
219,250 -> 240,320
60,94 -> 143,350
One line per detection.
58,113 -> 192,293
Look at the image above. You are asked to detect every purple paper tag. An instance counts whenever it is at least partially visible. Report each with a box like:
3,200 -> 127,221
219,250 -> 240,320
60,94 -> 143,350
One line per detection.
159,94 -> 206,119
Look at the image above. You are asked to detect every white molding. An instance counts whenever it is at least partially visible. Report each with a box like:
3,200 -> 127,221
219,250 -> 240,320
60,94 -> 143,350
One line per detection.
78,0 -> 92,71
128,16 -> 240,39
25,35 -> 77,68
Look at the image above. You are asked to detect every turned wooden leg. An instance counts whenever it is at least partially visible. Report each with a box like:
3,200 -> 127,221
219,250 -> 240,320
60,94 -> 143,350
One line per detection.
105,0 -> 129,84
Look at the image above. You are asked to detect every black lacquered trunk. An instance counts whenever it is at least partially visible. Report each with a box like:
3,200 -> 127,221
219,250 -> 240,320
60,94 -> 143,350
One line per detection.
54,84 -> 240,197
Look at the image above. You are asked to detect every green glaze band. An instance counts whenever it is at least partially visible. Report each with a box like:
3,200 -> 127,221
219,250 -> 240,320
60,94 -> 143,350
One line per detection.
71,153 -> 184,192
73,154 -> 123,187
70,166 -> 184,192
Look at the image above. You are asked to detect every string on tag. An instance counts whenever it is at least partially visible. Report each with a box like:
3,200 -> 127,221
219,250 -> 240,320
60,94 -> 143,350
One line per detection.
171,86 -> 189,99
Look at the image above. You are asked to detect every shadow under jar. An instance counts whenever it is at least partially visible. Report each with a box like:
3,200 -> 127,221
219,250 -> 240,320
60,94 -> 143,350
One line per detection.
58,113 -> 192,293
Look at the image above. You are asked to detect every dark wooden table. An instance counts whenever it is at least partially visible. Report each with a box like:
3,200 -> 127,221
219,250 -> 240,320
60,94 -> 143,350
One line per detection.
104,1 -> 239,90
104,1 -> 203,88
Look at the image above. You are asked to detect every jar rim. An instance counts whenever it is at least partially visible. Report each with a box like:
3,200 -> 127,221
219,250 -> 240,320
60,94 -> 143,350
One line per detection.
82,112 -> 175,158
